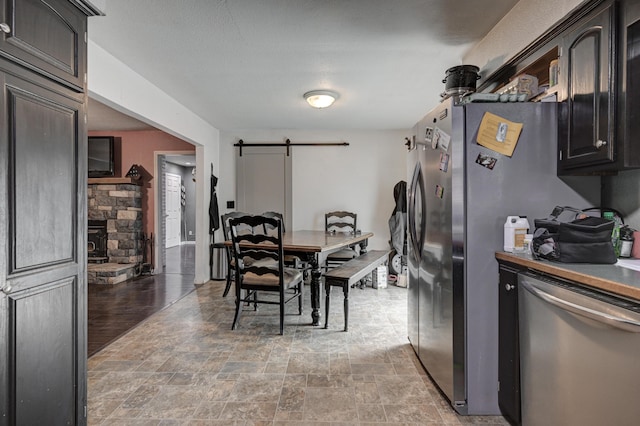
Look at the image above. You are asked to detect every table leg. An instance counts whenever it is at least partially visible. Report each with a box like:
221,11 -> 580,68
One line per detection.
324,282 -> 331,329
310,264 -> 322,326
343,284 -> 349,331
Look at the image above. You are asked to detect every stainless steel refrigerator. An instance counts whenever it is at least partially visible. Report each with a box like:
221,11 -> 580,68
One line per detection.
406,97 -> 600,415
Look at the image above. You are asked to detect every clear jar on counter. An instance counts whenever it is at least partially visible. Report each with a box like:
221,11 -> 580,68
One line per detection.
619,226 -> 635,258
523,233 -> 533,255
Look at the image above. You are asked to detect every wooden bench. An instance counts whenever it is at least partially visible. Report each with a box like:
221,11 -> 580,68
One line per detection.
323,250 -> 389,331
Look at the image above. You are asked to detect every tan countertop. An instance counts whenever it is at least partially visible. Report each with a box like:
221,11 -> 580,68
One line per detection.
496,252 -> 640,301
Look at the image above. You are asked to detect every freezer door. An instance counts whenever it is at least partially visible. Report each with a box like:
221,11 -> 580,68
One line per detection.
416,100 -> 457,404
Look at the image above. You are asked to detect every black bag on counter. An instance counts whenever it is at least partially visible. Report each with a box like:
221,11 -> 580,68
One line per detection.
532,206 -> 617,264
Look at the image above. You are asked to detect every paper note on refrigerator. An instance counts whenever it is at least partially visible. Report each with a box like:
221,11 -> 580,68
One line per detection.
476,112 -> 523,157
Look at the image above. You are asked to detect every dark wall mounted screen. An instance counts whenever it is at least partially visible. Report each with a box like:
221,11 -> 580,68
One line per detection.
88,136 -> 115,177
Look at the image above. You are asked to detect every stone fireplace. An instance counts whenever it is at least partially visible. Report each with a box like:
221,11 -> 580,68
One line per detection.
87,178 -> 143,284
88,219 -> 108,262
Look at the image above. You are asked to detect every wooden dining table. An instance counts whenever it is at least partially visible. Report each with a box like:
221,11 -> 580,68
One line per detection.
226,230 -> 373,326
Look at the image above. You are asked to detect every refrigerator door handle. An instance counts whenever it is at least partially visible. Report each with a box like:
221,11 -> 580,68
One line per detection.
521,277 -> 640,333
408,162 -> 426,261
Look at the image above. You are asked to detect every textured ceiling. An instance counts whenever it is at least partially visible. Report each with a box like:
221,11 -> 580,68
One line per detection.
87,0 -> 520,131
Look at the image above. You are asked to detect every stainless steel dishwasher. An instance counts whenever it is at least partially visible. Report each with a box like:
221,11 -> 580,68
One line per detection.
518,271 -> 640,426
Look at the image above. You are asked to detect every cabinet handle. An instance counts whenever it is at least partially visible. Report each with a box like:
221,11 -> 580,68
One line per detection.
505,283 -> 515,291
0,23 -> 10,34
1,283 -> 10,294
595,139 -> 607,149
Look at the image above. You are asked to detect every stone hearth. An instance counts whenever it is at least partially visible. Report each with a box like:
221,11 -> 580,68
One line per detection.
88,178 -> 143,284
87,262 -> 138,285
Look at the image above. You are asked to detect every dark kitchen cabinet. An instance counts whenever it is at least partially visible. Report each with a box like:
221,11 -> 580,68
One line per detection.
0,1 -> 99,424
479,0 -> 640,175
620,0 -> 640,169
498,261 -> 524,426
0,0 -> 88,90
558,0 -> 617,174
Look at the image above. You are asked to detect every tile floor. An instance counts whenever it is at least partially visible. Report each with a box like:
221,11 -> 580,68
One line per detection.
88,275 -> 508,425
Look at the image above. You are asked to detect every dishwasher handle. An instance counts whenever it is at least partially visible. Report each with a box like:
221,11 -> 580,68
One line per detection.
520,277 -> 640,333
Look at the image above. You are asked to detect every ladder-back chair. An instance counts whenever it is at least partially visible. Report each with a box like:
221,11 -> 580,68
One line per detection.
229,214 -> 304,335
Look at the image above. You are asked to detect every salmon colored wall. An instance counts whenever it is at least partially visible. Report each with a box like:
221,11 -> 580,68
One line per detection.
88,130 -> 195,249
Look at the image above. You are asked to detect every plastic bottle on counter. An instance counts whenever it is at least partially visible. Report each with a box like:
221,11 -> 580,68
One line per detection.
603,211 -> 622,257
504,216 -> 530,253
633,231 -> 640,259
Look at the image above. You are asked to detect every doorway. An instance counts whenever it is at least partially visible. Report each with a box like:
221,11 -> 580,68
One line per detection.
165,172 -> 181,248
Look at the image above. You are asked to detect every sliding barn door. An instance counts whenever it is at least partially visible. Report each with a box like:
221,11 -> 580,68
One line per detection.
236,146 -> 292,230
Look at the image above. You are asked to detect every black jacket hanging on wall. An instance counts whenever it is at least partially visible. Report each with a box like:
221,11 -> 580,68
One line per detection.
388,180 -> 407,255
210,174 -> 220,234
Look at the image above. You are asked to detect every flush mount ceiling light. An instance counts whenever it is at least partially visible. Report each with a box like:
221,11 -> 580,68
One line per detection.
304,90 -> 339,108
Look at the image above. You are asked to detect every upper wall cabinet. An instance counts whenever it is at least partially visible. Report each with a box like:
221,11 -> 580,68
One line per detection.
558,0 -> 616,174
0,0 -> 86,91
620,0 -> 640,169
477,0 -> 640,175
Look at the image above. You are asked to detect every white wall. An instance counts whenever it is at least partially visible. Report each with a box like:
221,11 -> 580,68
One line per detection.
463,0 -> 587,77
218,129 -> 408,251
603,171 -> 640,231
88,40 -> 220,284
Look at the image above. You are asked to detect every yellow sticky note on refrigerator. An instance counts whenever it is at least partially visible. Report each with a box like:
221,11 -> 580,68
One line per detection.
476,112 -> 523,157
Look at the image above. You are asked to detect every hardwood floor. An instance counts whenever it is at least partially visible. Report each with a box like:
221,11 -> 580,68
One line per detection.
88,244 -> 199,357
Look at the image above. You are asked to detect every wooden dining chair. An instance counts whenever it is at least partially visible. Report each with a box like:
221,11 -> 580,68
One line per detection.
220,211 -> 248,297
261,211 -> 287,234
325,211 -> 359,269
229,214 -> 304,335
262,211 -> 309,280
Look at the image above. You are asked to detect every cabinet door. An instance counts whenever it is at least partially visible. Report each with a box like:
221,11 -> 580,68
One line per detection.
0,61 -> 87,425
498,263 -> 521,425
0,0 -> 86,91
559,1 -> 616,172
623,3 -> 640,169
